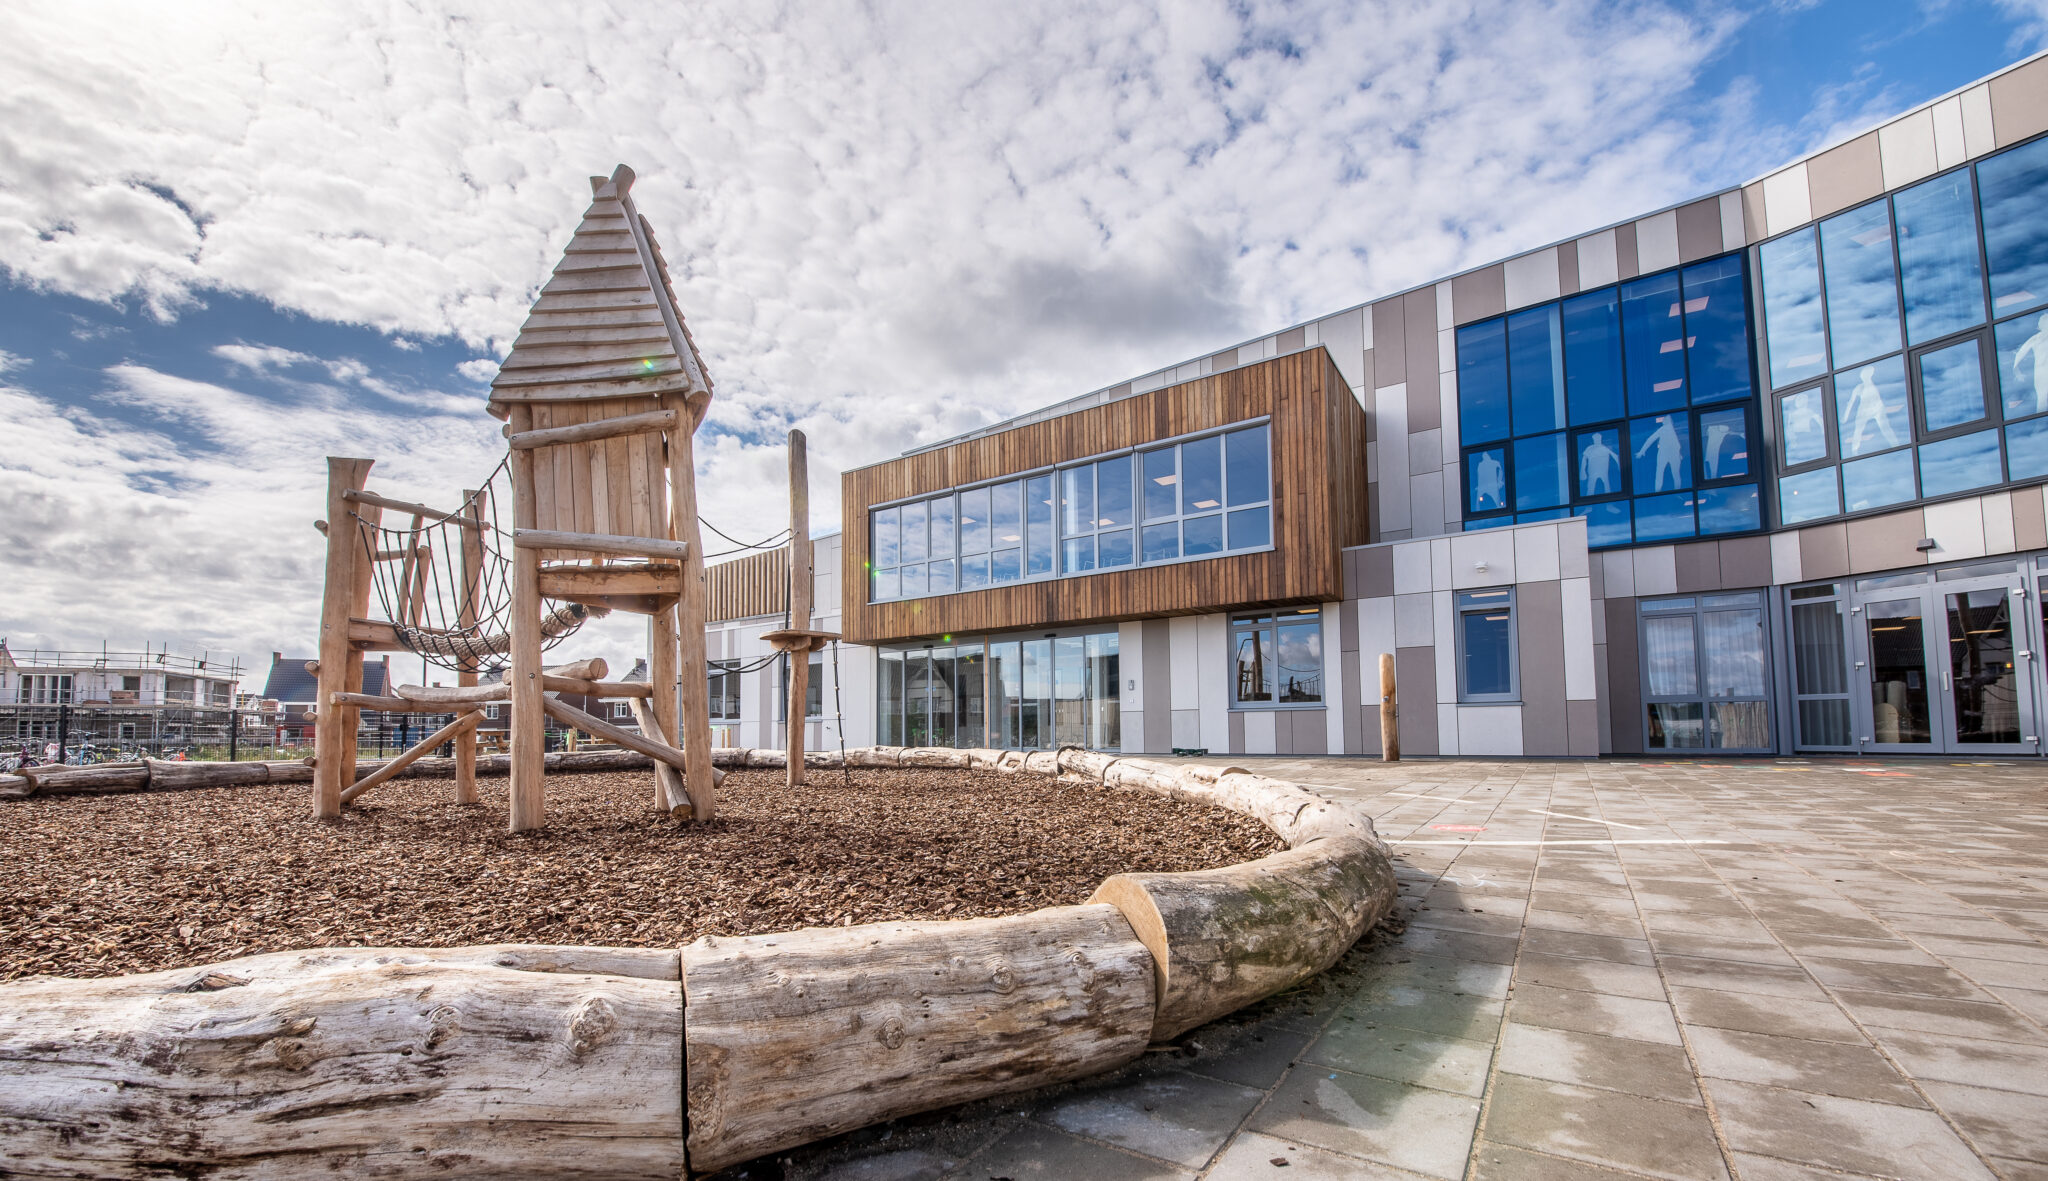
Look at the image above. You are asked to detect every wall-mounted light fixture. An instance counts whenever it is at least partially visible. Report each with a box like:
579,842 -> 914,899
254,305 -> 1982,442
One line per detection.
1916,538 -> 1938,552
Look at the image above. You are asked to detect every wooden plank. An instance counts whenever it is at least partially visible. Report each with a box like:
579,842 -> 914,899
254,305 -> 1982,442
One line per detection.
330,691 -> 482,713
537,565 -> 682,598
493,358 -> 684,389
514,325 -> 671,349
508,404 -> 548,832
316,458 -> 375,819
541,695 -> 684,772
521,308 -> 667,331
486,377 -> 699,405
339,711 -> 484,804
563,230 -> 639,255
663,391 -> 717,821
514,529 -> 688,562
553,250 -> 646,273
627,694 -> 690,817
342,488 -> 479,526
499,342 -> 680,371
528,288 -> 659,313
540,266 -> 654,296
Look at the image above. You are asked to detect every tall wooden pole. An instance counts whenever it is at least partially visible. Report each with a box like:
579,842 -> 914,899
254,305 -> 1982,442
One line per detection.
648,599 -> 685,813
508,406 -> 548,831
664,392 -> 717,821
314,458 -> 374,818
453,487 -> 486,806
785,430 -> 811,787
1378,652 -> 1400,762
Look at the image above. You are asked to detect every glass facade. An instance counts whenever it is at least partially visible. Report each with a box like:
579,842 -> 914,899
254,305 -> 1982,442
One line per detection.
1637,593 -> 1772,751
868,422 -> 1272,602
1230,609 -> 1323,706
1764,136 -> 2048,525
1458,254 -> 1762,547
879,631 -> 1116,749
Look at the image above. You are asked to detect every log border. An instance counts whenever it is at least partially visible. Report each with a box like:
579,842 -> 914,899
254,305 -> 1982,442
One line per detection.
0,746 -> 1396,1179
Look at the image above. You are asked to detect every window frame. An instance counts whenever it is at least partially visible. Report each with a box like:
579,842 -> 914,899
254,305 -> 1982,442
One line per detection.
866,417 -> 1276,604
1454,588 -> 1520,703
707,659 -> 742,723
1228,608 -> 1325,710
1635,591 -> 1775,753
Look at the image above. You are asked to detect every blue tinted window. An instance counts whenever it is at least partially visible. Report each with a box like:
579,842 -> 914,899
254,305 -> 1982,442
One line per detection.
1181,435 -> 1222,513
1562,289 -> 1625,425
1227,507 -> 1270,549
1698,484 -> 1759,534
958,487 -> 990,554
1819,200 -> 1902,369
872,566 -> 898,600
1058,468 -> 1090,536
1779,467 -> 1840,523
1575,428 -> 1623,498
1508,305 -> 1566,434
1467,447 -> 1508,514
1841,449 -> 1916,513
1918,428 -> 2001,497
1630,413 -> 1691,493
1513,433 -> 1568,510
1517,508 -> 1572,522
991,547 -> 1022,582
2008,417 -> 2048,479
1895,169 -> 1986,345
1622,272 -> 1688,413
1061,537 -> 1094,573
929,496 -> 955,557
1780,387 -> 1831,466
1095,458 -> 1132,528
1182,513 -> 1223,555
1998,312 -> 2048,420
1097,529 -> 1133,568
872,506 -> 900,568
1837,355 -> 1910,457
1141,448 -> 1176,519
1024,476 -> 1052,576
1224,425 -> 1269,506
1697,407 -> 1749,480
1681,255 -> 1752,404
991,482 -> 1022,550
1457,319 -> 1511,443
900,499 -> 927,563
1977,135 -> 2048,318
959,553 -> 989,588
1141,521 -> 1178,563
1761,228 -> 1828,388
900,563 -> 925,597
929,558 -> 954,593
1576,501 -> 1632,547
1917,338 -> 1989,432
1634,492 -> 1696,541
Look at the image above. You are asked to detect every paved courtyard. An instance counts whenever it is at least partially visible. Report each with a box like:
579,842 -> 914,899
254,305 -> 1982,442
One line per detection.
725,756 -> 2048,1181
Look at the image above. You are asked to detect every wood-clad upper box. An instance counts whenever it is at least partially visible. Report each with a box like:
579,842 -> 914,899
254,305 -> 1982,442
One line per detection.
841,348 -> 1370,643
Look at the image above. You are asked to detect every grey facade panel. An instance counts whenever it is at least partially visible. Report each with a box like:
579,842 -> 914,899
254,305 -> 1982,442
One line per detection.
1277,326 -> 1305,352
1518,580 -> 1570,757
1451,265 -> 1506,326
1394,645 -> 1438,756
1566,698 -> 1601,758
1357,545 -> 1396,599
1718,535 -> 1773,590
1604,596 -> 1643,755
1341,648 -> 1363,754
2016,489 -> 2048,552
1228,709 -> 1246,754
1292,709 -> 1328,756
1143,618 -> 1172,755
1845,508 -> 1927,574
1614,221 -> 1640,280
1673,541 -> 1721,593
1675,197 -> 1723,262
1799,522 -> 1851,581
1557,238 -> 1580,296
1403,287 -> 1441,432
1370,298 -> 1405,385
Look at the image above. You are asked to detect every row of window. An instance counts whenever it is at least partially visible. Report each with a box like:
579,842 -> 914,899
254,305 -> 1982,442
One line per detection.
1457,254 -> 1763,547
867,422 -> 1273,602
1762,136 -> 2048,524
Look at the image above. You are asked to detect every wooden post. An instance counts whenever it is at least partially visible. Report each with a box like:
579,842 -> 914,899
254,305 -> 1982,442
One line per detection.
314,458 -> 374,819
663,392 -> 717,821
453,488 -> 485,805
508,406 -> 548,831
786,429 -> 810,788
649,605 -> 681,812
1378,652 -> 1400,762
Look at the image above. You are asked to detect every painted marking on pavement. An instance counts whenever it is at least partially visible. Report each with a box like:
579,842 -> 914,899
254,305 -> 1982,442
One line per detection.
1390,838 -> 1734,846
1527,808 -> 1646,830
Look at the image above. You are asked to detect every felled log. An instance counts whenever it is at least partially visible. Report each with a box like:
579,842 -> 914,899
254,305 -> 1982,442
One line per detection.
844,746 -> 900,767
742,748 -> 787,769
0,945 -> 684,1179
0,773 -> 35,798
340,712 -> 484,805
1021,750 -> 1060,777
681,904 -> 1155,1174
898,747 -> 969,769
1055,746 -> 1120,782
145,759 -> 270,790
15,762 -> 151,793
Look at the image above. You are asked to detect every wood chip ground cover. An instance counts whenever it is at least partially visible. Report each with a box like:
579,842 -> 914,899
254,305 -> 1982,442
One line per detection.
1,768 -> 1283,981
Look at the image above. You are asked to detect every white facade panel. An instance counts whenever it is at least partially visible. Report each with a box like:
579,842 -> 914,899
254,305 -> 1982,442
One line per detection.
1561,576 -> 1596,701
1458,705 -> 1525,756
1924,496 -> 1987,560
1635,210 -> 1681,273
1932,95 -> 1968,169
1449,528 -> 1518,589
1197,613 -> 1231,751
1577,229 -> 1620,289
1512,523 -> 1562,583
1504,248 -> 1562,310
1169,616 -> 1202,711
1632,545 -> 1678,597
1962,83 -> 1997,157
1879,108 -> 1940,190
1762,163 -> 1813,237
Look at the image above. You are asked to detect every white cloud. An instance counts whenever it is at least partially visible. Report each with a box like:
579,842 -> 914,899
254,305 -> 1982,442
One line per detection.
456,358 -> 499,383
0,349 -> 28,374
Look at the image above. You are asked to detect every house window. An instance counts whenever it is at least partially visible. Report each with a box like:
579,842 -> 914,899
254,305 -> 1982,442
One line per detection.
1455,589 -> 1519,702
868,421 -> 1273,603
774,655 -> 827,722
1638,593 -> 1773,751
708,660 -> 742,722
1231,609 -> 1323,707
611,701 -> 631,720
24,674 -> 73,705
1458,254 -> 1761,547
484,704 -> 500,720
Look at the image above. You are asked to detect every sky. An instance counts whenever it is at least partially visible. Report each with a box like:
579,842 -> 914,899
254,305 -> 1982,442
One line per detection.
1,0 -> 2044,689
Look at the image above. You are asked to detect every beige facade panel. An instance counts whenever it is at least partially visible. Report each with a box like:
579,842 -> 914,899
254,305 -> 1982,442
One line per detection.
1451,264 -> 1506,325
1805,131 -> 1885,220
1675,197 -> 1723,262
1990,53 -> 2048,144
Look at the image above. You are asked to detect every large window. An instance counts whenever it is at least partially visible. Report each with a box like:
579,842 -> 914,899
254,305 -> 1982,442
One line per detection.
868,421 -> 1271,602
1231,609 -> 1322,707
1454,589 -> 1518,702
1763,136 -> 2048,525
707,660 -> 742,722
774,654 -> 825,723
1458,254 -> 1761,548
1638,593 -> 1772,751
23,674 -> 73,705
881,634 -> 1108,749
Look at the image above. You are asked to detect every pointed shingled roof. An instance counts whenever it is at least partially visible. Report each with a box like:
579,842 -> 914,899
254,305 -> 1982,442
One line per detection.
488,164 -> 712,420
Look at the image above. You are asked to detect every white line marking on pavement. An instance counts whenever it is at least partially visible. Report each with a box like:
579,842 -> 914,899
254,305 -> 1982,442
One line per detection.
1390,838 -> 1733,846
1526,808 -> 1647,830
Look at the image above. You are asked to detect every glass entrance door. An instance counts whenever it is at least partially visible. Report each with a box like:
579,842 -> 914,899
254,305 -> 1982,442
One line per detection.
1859,597 -> 1936,750
1937,575 -> 2036,752
1848,567 -> 2041,755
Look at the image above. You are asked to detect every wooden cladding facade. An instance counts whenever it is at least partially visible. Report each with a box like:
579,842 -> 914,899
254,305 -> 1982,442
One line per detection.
705,547 -> 788,624
842,348 -> 1369,643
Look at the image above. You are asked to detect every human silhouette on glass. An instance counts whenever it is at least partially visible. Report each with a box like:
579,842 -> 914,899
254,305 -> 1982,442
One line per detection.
1579,433 -> 1619,496
2012,312 -> 2048,416
1473,450 -> 1505,510
1841,364 -> 1900,454
1634,415 -> 1684,491
1784,394 -> 1827,458
1702,420 -> 1735,479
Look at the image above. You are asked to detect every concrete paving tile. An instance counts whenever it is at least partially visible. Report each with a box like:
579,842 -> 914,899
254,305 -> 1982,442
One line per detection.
1918,1081 -> 2048,1163
1528,891 -> 1641,918
1654,954 -> 1831,1002
1771,935 -> 1942,966
1032,1070 -> 1263,1169
1493,1021 -> 1701,1105
1682,1025 -> 1923,1105
1987,985 -> 2048,1028
1797,955 -> 1995,1001
1667,986 -> 1866,1044
1335,984 -> 1506,1044
1508,983 -> 1682,1045
1913,935 -> 2048,966
1991,1158 -> 2048,1181
1392,926 -> 1521,966
1480,1074 -> 1726,1180
1701,1078 -> 1995,1180
1368,953 -> 1517,1000
1725,1151 -> 1889,1180
1183,1024 -> 1316,1090
1410,909 -> 1527,939
1512,953 -> 1668,1001
1204,1130 -> 1431,1180
1519,928 -> 1655,966
1470,1142 -> 1660,1180
1302,1020 -> 1494,1096
1638,910 -> 1777,940
1250,1068 -> 1481,1180
1642,931 -> 1797,967
819,1148 -> 960,1180
1522,908 -> 1651,940
1828,988 -> 2048,1043
953,1122 -> 1193,1180
1942,954 -> 2048,990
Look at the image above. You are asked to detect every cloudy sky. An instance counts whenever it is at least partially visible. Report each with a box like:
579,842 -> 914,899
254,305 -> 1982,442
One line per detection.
1,0 -> 2043,688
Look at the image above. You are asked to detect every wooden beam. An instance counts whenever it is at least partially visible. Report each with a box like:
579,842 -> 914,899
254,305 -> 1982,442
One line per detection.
542,695 -> 684,772
508,405 -> 548,832
627,695 -> 691,818
315,458 -> 375,820
340,711 -> 484,804
332,691 -> 483,714
664,391 -> 717,821
346,618 -> 407,651
455,487 -> 487,806
514,529 -> 688,563
785,428 -> 811,788
537,565 -> 682,599
342,488 -> 480,527
506,407 -> 678,451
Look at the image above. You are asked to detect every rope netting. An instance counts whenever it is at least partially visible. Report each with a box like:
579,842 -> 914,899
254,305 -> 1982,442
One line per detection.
347,457 -> 599,674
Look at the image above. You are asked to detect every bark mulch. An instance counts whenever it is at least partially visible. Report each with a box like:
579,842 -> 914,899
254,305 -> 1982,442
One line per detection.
1,767 -> 1283,982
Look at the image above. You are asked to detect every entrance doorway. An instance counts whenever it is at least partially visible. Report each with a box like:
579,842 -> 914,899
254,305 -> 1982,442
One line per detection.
1844,560 -> 2041,754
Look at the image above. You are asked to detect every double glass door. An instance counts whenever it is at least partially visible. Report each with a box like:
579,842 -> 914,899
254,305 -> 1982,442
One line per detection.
1851,565 -> 2039,754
